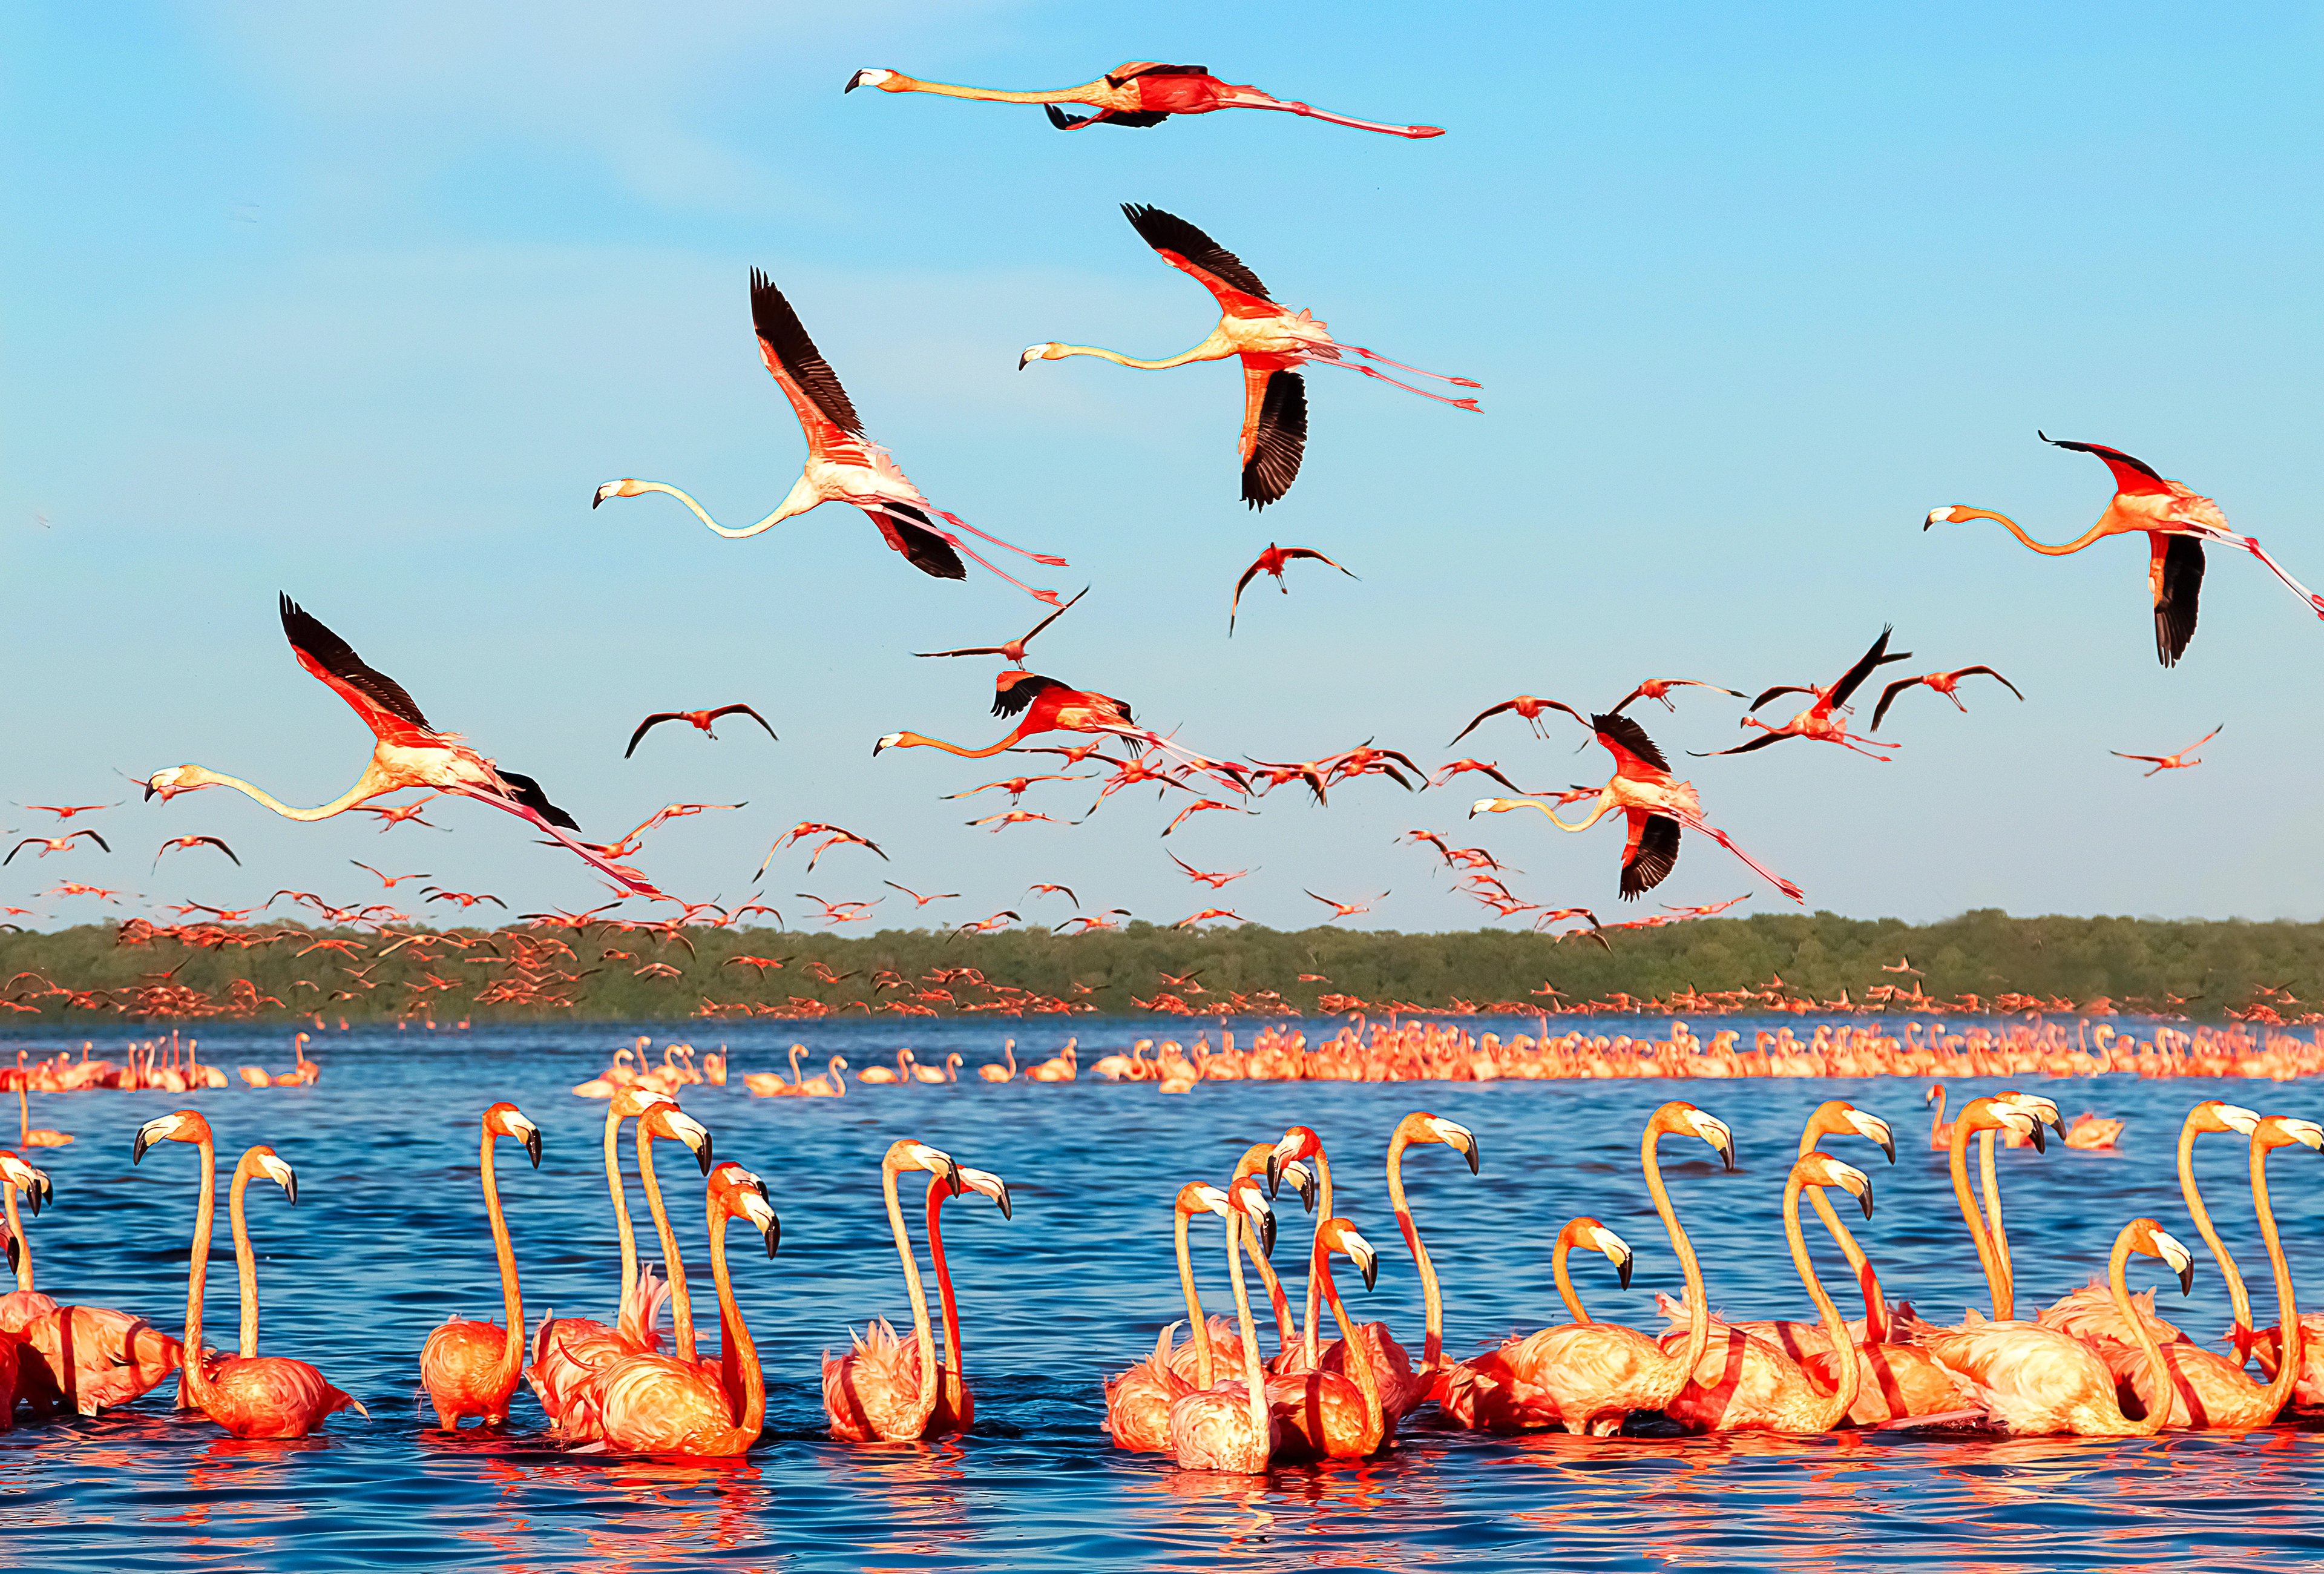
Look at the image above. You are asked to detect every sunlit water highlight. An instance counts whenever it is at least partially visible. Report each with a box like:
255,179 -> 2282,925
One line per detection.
6,1018 -> 2323,1572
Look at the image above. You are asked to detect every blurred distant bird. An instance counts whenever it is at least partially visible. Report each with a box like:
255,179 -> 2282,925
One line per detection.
625,704 -> 778,758
1027,883 -> 1079,906
153,835 -> 238,870
1869,667 -> 2024,732
914,587 -> 1088,666
2113,725 -> 2223,777
845,61 -> 1444,137
422,887 -> 506,910
1698,627 -> 1911,761
940,774 -> 1088,804
1430,759 -> 1544,796
1229,544 -> 1356,632
20,803 -> 113,820
5,829 -> 108,864
1020,205 -> 1478,509
1927,433 -> 2324,666
595,270 -> 1065,602
1174,908 -> 1244,928
1307,890 -> 1385,922
968,811 -> 1063,833
350,860 -> 428,889
876,674 -> 1177,761
1609,678 -> 1745,716
348,794 -> 447,832
882,881 -> 960,908
1448,694 -> 1583,748
1168,852 -> 1253,889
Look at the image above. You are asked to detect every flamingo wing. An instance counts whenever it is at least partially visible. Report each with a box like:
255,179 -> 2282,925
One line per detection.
1747,684 -> 1815,712
278,594 -> 436,745
1281,547 -> 1358,578
195,836 -> 239,865
1229,554 -> 1272,632
1240,367 -> 1307,507
493,771 -> 580,832
2041,432 -> 2175,498
1046,104 -> 1172,131
1827,625 -> 1909,709
1619,811 -> 1681,899
625,714 -> 683,758
708,704 -> 780,742
749,268 -> 864,437
1014,585 -> 1088,646
1589,712 -> 1673,779
913,643 -> 1007,659
1120,203 -> 1271,301
993,673 -> 1067,719
1951,665 -> 2025,701
2152,533 -> 2204,667
1869,676 -> 1923,733
76,829 -> 110,852
2110,751 -> 2170,764
857,498 -> 968,581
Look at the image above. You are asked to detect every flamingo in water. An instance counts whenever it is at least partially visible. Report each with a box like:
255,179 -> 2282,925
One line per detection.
1926,433 -> 2324,665
822,1139 -> 973,1442
133,1111 -> 366,1438
418,1102 -> 543,1429
2,1150 -> 181,1420
1021,205 -> 1479,508
141,597 -> 662,898
594,271 -> 1065,603
844,61 -> 1445,137
1100,1179 -> 1274,1454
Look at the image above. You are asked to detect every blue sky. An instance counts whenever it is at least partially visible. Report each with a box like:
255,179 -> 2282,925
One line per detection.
3,2 -> 2319,935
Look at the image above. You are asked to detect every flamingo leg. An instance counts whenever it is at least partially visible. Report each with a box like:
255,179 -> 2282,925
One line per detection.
1677,814 -> 1805,904
2206,527 -> 2324,617
926,506 -> 1071,567
1232,97 -> 1446,140
1308,357 -> 1482,410
863,503 -> 1063,605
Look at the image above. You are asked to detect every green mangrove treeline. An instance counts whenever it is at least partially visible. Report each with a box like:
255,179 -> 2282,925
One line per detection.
0,909 -> 2318,1027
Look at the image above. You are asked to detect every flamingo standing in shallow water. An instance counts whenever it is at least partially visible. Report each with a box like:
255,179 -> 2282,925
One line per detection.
141,597 -> 662,898
4,1151 -> 180,1419
133,1113 -> 366,1438
1167,1177 -> 1282,1472
1926,433 -> 2324,665
923,1165 -> 1013,1432
594,271 -> 1064,603
822,1139 -> 968,1442
418,1102 -> 542,1429
1021,205 -> 1477,508
845,62 -> 1445,137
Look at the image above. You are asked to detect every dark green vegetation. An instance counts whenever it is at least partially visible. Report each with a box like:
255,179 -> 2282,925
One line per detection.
0,909 -> 2317,1025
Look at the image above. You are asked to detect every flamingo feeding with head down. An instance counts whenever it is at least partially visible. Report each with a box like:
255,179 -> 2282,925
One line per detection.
140,596 -> 661,898
594,271 -> 1064,602
133,1112 -> 366,1438
1926,433 -> 2324,665
1020,205 -> 1478,508
845,61 -> 1444,137
418,1102 -> 542,1429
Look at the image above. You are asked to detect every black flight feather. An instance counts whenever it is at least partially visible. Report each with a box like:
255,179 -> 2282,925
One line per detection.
278,594 -> 433,733
497,771 -> 580,832
1622,814 -> 1681,899
993,674 -> 1067,719
2156,535 -> 2205,667
1590,712 -> 1672,774
749,269 -> 864,437
1241,370 -> 1307,508
1120,203 -> 1270,299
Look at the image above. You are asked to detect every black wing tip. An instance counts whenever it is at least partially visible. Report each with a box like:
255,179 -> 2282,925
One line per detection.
1589,711 -> 1672,774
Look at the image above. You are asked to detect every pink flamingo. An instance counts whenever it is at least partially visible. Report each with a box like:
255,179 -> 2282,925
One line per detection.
1376,1111 -> 1480,1420
844,61 -> 1445,138
0,1151 -> 57,1331
133,1113 -> 367,1438
924,1165 -> 1013,1432
1167,1176 -> 1281,1471
418,1102 -> 543,1429
821,1139 -> 967,1441
1264,1219 -> 1388,1460
1102,1181 -> 1244,1453
5,1148 -> 179,1418
799,1055 -> 850,1097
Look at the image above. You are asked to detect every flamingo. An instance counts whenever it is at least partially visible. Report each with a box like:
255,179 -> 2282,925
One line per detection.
1440,1216 -> 1638,1431
856,1047 -> 914,1084
1609,678 -> 1745,716
2063,1112 -> 2125,1149
1927,433 -> 2324,665
1264,1219 -> 1387,1461
152,834 -> 240,869
141,596 -> 661,898
418,1102 -> 543,1429
132,1113 -> 366,1438
1020,205 -> 1478,507
2113,725 -> 2223,776
620,1102 -> 721,1401
977,1042 -> 1018,1082
799,1055 -> 849,1097
1373,1112 -> 1480,1420
1448,695 -> 1578,747
914,587 -> 1088,665
821,1139 -> 967,1442
1697,627 -> 1914,761
741,1045 -> 811,1098
594,271 -> 1065,602
1102,1180 -> 1263,1452
1228,544 -> 1357,632
1167,1177 -> 1281,1472
0,1151 -> 57,1330
911,1052 -> 963,1085
844,62 -> 1445,138
624,705 -> 778,758
568,1164 -> 780,1457
1869,666 -> 2023,732
1440,1101 -> 1733,1435
2178,1102 -> 2324,1409
1470,710 -> 1805,903
922,1165 -> 1013,1432
875,674 -> 1180,761
1926,1084 -> 1955,1150
2,829 -> 108,863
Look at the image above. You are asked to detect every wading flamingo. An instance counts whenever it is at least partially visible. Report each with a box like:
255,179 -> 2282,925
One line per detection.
1167,1179 -> 1281,1472
1471,710 -> 1805,903
1441,1102 -> 1733,1435
743,1045 -> 811,1098
845,62 -> 1443,137
2175,1102 -> 2324,1408
1264,1219 -> 1387,1460
4,1153 -> 180,1419
914,587 -> 1089,665
1020,205 -> 1478,508
924,1165 -> 1013,1432
1926,433 -> 2324,665
821,1139 -> 967,1442
1101,1180 -> 1261,1452
1869,666 -> 2023,732
977,1042 -> 1017,1082
624,705 -> 777,759
1926,1084 -> 1955,1150
1698,627 -> 1914,761
800,1055 -> 849,1097
0,1151 -> 57,1329
1439,1217 -> 1635,1432
594,271 -> 1064,603
419,1102 -> 542,1429
133,1113 -> 366,1438
1373,1113 -> 1480,1420
141,596 -> 661,898
567,1164 -> 780,1457
2113,725 -> 2222,777
1229,544 -> 1357,632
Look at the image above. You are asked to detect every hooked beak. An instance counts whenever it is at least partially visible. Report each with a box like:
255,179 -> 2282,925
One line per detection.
30,1171 -> 51,1214
1616,1253 -> 1633,1290
1264,1152 -> 1281,1197
1354,1247 -> 1379,1293
523,1127 -> 543,1169
844,68 -> 872,93
1285,1164 -> 1316,1213
2029,1121 -> 2047,1154
590,491 -> 603,509
131,1119 -> 164,1165
1857,1179 -> 1874,1220
1256,1207 -> 1276,1257
2178,1260 -> 2194,1295
1460,1133 -> 1481,1175
1017,349 -> 1032,370
143,780 -> 158,801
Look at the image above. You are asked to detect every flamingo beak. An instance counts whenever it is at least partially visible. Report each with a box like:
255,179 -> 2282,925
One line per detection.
2029,1121 -> 2047,1154
2,1232 -> 15,1274
1857,1179 -> 1874,1220
1257,1208 -> 1276,1257
1615,1251 -> 1633,1290
32,1171 -> 52,1213
2178,1260 -> 2194,1295
143,780 -> 157,801
523,1126 -> 543,1169
1282,1162 -> 1316,1213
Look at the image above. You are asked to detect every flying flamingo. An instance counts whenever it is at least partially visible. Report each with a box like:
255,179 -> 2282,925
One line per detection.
914,587 -> 1089,665
594,271 -> 1065,602
874,674 -> 1182,760
1229,544 -> 1357,632
822,1139 -> 968,1442
152,835 -> 238,869
1471,710 -> 1805,903
1306,890 -> 1386,922
883,881 -> 962,907
844,61 -> 1444,137
1869,666 -> 2023,732
1926,433 -> 2324,666
625,705 -> 778,759
349,794 -> 447,831
2113,725 -> 2222,776
568,1164 -> 780,1457
141,596 -> 662,898
1447,694 -> 1572,747
1609,678 -> 1745,716
1698,627 -> 1914,760
1166,1177 -> 1281,1472
418,1102 -> 543,1430
20,803 -> 113,819
1020,205 -> 1478,507
132,1113 -> 366,1438
4,829 -> 108,863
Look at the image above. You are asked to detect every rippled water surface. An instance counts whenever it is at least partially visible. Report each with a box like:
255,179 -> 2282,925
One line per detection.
7,1018 -> 2324,1573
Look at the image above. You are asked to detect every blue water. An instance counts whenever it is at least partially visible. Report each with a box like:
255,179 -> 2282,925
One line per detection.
6,1017 -> 2323,1573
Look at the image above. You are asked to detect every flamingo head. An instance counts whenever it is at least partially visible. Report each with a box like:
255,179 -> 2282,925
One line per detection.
1925,505 -> 1974,530
1419,1115 -> 1481,1173
711,1165 -> 781,1256
890,1139 -> 962,1194
248,1145 -> 298,1206
132,1108 -> 210,1163
1651,1102 -> 1735,1170
591,478 -> 646,509
1794,1151 -> 1873,1220
1995,1090 -> 2066,1147
873,732 -> 907,756
952,1165 -> 1013,1220
1266,1126 -> 1323,1199
1272,1159 -> 1316,1213
845,68 -> 896,92
1224,1176 -> 1277,1257
1567,1217 -> 1634,1288
0,1150 -> 51,1214
1469,797 -> 1510,818
2127,1219 -> 2195,1294
484,1102 -> 543,1168
143,765 -> 210,802
2191,1101 -> 2260,1136
1319,1219 -> 1380,1291
2257,1115 -> 2324,1153
643,1105 -> 714,1174
1814,1101 -> 1895,1164
1017,343 -> 1066,370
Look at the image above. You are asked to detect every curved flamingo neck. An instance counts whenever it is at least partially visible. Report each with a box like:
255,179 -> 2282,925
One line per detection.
706,1194 -> 763,1445
2248,1136 -> 2301,1418
2107,1228 -> 2170,1437
186,763 -> 393,822
180,1131 -> 220,1410
1300,1150 -> 1337,1362
1551,1226 -> 1592,1325
885,730 -> 1025,759
2178,1117 -> 2253,1332
1799,1121 -> 1885,1340
1952,507 -> 2115,556
1317,1246 -> 1384,1451
480,1121 -> 525,1390
829,1056 -> 846,1096
1785,1173 -> 1859,1429
1928,1086 -> 1946,1149
602,1106 -> 640,1335
881,1157 -> 941,1435
1223,1211 -> 1269,1470
1173,1203 -> 1213,1389
925,1180 -> 965,1387
628,479 -> 813,540
1385,1131 -> 1445,1369
786,1045 -> 804,1087
1948,1113 -> 2005,1319
229,1151 -> 263,1358
637,1124 -> 695,1362
2,1182 -> 28,1292
1644,1122 -> 1711,1384
1977,1130 -> 2014,1317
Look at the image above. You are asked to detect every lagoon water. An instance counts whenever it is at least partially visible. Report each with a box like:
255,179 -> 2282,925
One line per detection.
5,1018 -> 2323,1572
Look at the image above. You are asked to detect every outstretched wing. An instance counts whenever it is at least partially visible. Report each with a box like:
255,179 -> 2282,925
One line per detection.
2153,533 -> 2204,667
1620,811 -> 1681,900
2041,432 -> 2173,498
1240,368 -> 1307,508
1690,731 -> 1793,758
1747,684 -> 1814,713
279,594 -> 435,744
1869,677 -> 1922,733
1046,104 -> 1171,130
711,703 -> 780,742
495,770 -> 580,832
1951,665 -> 2025,702
861,499 -> 968,581
1228,553 -> 1273,632
626,714 -> 681,759
1828,625 -> 1909,708
1120,203 -> 1271,300
993,672 -> 1067,718
750,268 -> 864,438
1590,712 -> 1673,777
1282,547 -> 1357,578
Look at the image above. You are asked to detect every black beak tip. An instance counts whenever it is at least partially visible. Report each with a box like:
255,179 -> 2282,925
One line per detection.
2178,1265 -> 2194,1296
1259,1214 -> 1276,1257
1464,1139 -> 1481,1176
590,493 -> 603,509
1264,1155 -> 1282,1197
994,1184 -> 1013,1221
1859,1188 -> 1874,1220
1360,1257 -> 1378,1293
142,782 -> 157,801
284,1177 -> 298,1208
1016,352 -> 1031,371
695,1142 -> 715,1177
1720,1144 -> 1738,1174
132,1133 -> 151,1165
1617,1255 -> 1634,1290
2030,1125 -> 2048,1154
1879,1137 -> 1896,1165
765,1217 -> 781,1257
525,1131 -> 543,1169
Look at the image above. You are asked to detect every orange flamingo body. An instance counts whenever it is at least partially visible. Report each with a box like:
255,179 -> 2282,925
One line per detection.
418,1102 -> 542,1429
